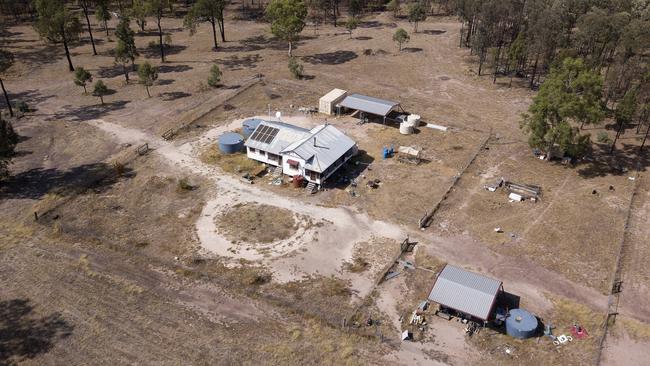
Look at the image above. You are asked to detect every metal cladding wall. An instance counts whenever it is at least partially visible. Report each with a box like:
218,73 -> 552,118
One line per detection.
505,309 -> 539,339
242,118 -> 263,138
218,132 -> 244,154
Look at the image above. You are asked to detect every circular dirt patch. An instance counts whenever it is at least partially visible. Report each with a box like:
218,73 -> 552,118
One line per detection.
216,203 -> 297,244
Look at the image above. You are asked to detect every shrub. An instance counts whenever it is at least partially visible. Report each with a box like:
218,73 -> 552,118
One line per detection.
177,177 -> 195,191
14,101 -> 29,113
597,131 -> 612,144
207,64 -> 221,87
288,57 -> 303,79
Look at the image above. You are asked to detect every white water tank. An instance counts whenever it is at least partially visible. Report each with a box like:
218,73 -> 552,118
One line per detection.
407,114 -> 421,127
399,122 -> 414,135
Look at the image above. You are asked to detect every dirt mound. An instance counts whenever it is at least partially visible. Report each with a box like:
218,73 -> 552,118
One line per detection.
216,203 -> 297,244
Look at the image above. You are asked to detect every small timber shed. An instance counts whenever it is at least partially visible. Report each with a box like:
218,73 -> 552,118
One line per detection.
319,89 -> 348,115
339,93 -> 401,123
428,264 -> 503,322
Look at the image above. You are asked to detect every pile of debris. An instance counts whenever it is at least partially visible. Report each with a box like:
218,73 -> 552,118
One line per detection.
485,177 -> 542,202
397,146 -> 422,165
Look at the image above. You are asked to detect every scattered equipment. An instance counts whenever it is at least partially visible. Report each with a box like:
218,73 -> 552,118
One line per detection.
570,323 -> 589,339
425,123 -> 448,132
508,192 -> 523,202
504,180 -> 541,200
382,145 -> 394,159
397,146 -> 421,165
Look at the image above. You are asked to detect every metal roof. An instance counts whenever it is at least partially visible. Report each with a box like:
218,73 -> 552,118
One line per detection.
339,93 -> 399,116
428,264 -> 502,320
244,120 -> 311,155
281,124 -> 356,173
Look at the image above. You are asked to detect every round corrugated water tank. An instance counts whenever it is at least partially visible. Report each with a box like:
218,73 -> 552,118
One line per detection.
506,309 -> 538,339
218,132 -> 244,154
242,118 -> 263,138
407,114 -> 421,127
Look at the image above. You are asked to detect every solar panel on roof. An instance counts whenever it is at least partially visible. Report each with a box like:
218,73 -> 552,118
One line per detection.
262,127 -> 279,143
249,125 -> 279,144
249,125 -> 268,142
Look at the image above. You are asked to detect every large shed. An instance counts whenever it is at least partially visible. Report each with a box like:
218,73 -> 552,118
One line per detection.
428,264 -> 503,322
319,89 -> 348,115
339,93 -> 401,123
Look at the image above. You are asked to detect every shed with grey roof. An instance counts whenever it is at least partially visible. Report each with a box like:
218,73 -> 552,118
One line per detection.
339,94 -> 402,123
428,264 -> 503,322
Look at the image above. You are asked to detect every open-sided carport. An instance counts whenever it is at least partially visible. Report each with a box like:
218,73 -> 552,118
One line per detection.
338,93 -> 404,123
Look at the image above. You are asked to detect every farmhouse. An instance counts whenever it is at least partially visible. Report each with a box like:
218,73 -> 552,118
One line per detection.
245,120 -> 358,185
428,264 -> 504,323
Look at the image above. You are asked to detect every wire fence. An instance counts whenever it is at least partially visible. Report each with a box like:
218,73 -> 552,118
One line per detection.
593,165 -> 641,366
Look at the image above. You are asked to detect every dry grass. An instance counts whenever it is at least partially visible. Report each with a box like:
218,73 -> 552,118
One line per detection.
261,319 -> 371,366
617,317 -> 650,341
433,142 -> 634,293
415,249 -> 447,272
200,144 -> 263,175
216,202 -> 297,244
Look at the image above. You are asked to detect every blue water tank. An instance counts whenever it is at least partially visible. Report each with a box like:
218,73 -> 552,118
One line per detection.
505,309 -> 539,339
242,118 -> 263,138
218,132 -> 244,154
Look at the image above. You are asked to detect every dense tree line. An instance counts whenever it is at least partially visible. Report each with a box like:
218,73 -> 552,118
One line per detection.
452,0 -> 649,156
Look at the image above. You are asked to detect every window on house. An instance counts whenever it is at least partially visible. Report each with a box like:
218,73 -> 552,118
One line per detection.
249,147 -> 256,154
287,159 -> 299,170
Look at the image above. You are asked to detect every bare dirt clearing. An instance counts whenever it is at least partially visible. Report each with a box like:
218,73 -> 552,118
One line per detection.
216,202 -> 299,244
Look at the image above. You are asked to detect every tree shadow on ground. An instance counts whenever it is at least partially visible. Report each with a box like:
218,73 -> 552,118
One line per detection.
5,44 -> 62,68
302,50 -> 357,65
159,91 -> 191,101
219,43 -> 263,52
156,79 -> 174,86
358,20 -> 385,28
0,298 -> 73,365
0,90 -> 55,111
355,36 -> 372,40
140,44 -> 187,59
1,162 -> 134,199
239,35 -> 299,51
422,29 -> 446,35
157,64 -> 193,73
401,47 -> 423,53
215,54 -> 262,70
47,100 -> 129,122
96,64 -> 125,79
136,28 -> 184,37
575,140 -> 649,178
